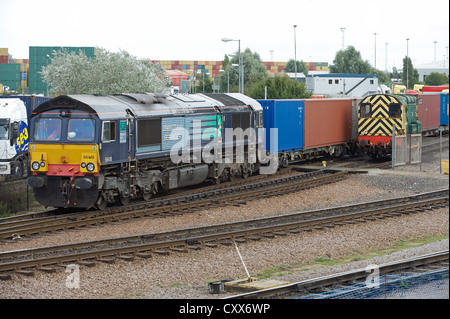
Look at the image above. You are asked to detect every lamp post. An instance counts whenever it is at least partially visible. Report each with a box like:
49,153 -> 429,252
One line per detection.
406,38 -> 409,89
222,37 -> 241,93
385,42 -> 388,72
373,33 -> 377,69
293,25 -> 297,81
340,27 -> 345,50
434,41 -> 437,62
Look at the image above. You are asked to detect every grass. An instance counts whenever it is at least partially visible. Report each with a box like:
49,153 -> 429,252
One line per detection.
254,235 -> 449,280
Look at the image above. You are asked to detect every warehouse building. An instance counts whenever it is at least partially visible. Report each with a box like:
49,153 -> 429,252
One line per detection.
306,73 -> 378,97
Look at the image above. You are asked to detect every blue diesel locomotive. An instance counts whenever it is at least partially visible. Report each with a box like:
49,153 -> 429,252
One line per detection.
27,93 -> 264,209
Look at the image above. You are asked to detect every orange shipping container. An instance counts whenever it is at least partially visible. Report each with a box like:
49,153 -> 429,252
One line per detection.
304,99 -> 356,149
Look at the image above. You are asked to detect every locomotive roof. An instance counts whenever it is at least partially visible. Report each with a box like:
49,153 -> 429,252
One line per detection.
32,93 -> 261,120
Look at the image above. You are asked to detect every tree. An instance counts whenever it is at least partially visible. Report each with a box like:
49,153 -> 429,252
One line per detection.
40,48 -> 171,96
424,72 -> 449,85
248,74 -> 312,99
219,48 -> 267,93
402,56 -> 419,89
195,70 -> 214,93
284,59 -> 308,75
330,46 -> 372,74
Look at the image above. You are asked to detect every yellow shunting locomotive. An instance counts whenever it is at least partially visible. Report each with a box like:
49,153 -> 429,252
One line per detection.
358,94 -> 421,158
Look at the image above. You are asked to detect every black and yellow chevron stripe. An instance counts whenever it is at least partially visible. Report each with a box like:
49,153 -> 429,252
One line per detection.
358,118 -> 403,136
358,94 -> 406,136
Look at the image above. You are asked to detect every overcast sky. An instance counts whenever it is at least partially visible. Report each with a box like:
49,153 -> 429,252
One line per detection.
1,0 -> 449,71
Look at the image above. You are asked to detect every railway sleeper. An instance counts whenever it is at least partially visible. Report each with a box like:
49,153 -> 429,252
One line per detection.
0,273 -> 12,281
134,252 -> 152,259
15,269 -> 35,277
117,255 -> 135,261
37,266 -> 57,273
96,257 -> 115,264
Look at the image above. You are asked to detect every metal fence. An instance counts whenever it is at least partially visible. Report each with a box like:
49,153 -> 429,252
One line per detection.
296,269 -> 449,299
393,134 -> 422,168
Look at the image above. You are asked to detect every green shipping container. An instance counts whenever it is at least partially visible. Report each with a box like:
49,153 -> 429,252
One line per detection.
29,46 -> 96,95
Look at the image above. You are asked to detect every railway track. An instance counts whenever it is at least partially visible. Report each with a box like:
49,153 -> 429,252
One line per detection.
0,188 -> 447,280
0,169 -> 346,241
224,250 -> 449,299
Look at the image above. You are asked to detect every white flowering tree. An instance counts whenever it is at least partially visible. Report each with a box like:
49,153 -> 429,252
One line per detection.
40,48 -> 171,96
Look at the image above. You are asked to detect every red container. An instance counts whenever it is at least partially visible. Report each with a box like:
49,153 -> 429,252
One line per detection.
0,56 -> 8,63
422,86 -> 449,93
304,99 -> 355,149
417,93 -> 441,133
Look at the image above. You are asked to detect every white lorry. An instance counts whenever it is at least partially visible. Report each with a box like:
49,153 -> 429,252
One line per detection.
0,98 -> 29,178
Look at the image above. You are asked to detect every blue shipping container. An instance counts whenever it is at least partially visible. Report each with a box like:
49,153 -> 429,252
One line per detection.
440,93 -> 449,126
258,99 -> 304,154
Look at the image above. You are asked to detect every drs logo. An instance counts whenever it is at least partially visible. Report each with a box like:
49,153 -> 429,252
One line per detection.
15,121 -> 29,153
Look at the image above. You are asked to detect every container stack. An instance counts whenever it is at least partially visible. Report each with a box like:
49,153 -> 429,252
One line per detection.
0,48 -> 8,64
156,60 -> 224,80
0,48 -> 20,92
28,46 -> 96,95
263,62 -> 287,74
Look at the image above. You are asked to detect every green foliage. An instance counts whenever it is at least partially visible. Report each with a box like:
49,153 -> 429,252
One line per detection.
248,74 -> 312,99
194,70 -> 214,93
219,48 -> 267,93
402,56 -> 419,89
40,47 -> 171,96
425,72 -> 449,85
284,59 -> 308,75
330,46 -> 372,74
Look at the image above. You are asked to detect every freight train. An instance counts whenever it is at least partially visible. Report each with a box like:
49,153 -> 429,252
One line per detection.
26,91 -> 448,210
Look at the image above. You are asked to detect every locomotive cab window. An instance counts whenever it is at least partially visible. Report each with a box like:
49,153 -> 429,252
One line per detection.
68,119 -> 95,141
360,104 -> 372,117
389,104 -> 402,118
34,118 -> 62,141
102,121 -> 116,142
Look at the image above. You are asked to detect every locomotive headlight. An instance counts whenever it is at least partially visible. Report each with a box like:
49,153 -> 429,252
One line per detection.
81,162 -> 86,168
40,162 -> 46,167
32,161 -> 40,170
86,163 -> 95,172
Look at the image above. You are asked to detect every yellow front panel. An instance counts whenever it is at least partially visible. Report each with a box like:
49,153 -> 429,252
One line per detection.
30,143 -> 100,173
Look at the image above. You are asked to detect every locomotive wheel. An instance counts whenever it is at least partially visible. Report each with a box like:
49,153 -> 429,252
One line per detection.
95,197 -> 107,210
119,195 -> 130,206
142,182 -> 159,201
142,192 -> 152,201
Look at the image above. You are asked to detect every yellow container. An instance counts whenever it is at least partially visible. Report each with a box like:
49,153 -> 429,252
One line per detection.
0,48 -> 8,55
442,159 -> 449,175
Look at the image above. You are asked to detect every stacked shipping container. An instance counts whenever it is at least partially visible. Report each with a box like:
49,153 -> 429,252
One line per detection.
156,60 -> 224,80
0,63 -> 20,91
29,46 -> 96,95
0,48 -> 8,64
157,60 -> 330,86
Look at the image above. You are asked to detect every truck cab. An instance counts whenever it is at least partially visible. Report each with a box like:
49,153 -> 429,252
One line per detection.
0,98 -> 29,177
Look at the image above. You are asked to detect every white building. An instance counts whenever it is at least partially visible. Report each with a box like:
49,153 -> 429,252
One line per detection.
306,73 -> 378,97
415,60 -> 449,82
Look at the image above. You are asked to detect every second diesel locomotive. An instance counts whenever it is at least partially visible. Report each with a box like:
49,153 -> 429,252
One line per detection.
357,93 -> 422,158
28,93 -> 264,209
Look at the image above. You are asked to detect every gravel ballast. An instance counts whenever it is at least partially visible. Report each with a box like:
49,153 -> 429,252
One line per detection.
0,160 -> 448,299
